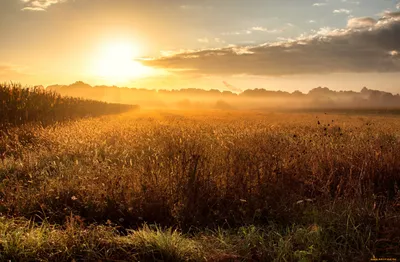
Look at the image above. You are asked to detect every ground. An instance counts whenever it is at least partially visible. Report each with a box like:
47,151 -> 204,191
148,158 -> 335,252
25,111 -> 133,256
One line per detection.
0,109 -> 399,261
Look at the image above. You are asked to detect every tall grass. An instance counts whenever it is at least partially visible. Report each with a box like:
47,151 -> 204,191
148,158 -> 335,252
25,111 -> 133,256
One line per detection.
0,83 -> 137,128
0,110 -> 399,260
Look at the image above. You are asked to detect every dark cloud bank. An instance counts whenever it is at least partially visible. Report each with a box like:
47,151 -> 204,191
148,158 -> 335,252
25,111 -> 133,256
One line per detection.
143,12 -> 400,76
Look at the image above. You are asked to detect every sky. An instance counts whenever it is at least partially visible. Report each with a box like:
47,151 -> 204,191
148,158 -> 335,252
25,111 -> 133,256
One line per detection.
1,0 -> 400,93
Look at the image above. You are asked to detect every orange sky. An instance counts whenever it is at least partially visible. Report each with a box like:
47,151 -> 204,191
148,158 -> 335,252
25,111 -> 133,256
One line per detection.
1,0 -> 400,94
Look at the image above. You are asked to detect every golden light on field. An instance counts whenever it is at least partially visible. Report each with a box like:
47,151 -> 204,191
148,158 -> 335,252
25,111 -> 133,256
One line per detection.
91,40 -> 154,83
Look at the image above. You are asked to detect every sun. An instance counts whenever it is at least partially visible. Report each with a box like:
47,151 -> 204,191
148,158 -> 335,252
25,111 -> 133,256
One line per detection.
91,41 -> 154,83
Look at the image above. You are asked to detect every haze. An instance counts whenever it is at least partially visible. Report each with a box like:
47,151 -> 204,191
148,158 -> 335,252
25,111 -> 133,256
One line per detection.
1,0 -> 400,94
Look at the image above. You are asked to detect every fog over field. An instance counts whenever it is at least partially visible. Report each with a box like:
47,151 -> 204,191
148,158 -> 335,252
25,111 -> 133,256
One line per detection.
46,81 -> 400,110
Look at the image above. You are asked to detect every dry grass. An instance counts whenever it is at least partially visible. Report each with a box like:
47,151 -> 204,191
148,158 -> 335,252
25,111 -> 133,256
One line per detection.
0,109 -> 399,260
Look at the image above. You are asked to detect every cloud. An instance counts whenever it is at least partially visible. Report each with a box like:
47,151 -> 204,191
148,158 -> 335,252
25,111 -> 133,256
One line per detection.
21,7 -> 46,11
222,25 -> 287,36
198,38 -> 209,43
21,0 -> 67,11
347,17 -> 377,28
313,3 -> 327,7
333,9 -> 352,14
197,38 -> 226,45
382,11 -> 400,19
222,30 -> 252,36
250,26 -> 282,33
143,12 -> 400,77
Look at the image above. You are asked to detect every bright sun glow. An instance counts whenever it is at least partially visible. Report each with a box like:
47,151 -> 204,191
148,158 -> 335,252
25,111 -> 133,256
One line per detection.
92,41 -> 154,83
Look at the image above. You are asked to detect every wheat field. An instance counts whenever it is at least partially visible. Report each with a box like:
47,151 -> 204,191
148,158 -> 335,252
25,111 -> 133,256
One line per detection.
0,108 -> 399,261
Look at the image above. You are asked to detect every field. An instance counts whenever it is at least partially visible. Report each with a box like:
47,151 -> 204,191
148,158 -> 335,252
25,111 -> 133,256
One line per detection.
0,105 -> 400,261
0,83 -> 135,128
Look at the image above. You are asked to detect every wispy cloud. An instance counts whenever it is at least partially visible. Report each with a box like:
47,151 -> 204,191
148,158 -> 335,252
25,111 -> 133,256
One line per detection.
250,27 -> 282,33
313,3 -> 328,7
222,30 -> 252,36
21,0 -> 67,11
197,38 -> 209,43
197,37 -> 226,45
333,9 -> 352,14
143,12 -> 400,77
222,25 -> 287,36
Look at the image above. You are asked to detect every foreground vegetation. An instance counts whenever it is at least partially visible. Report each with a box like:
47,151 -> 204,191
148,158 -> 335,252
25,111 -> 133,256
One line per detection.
0,216 -> 351,262
0,110 -> 399,261
0,83 -> 136,128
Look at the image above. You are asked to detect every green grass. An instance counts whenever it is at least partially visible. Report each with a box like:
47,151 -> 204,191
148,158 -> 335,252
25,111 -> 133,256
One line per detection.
0,216 -> 378,262
0,217 -> 203,261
